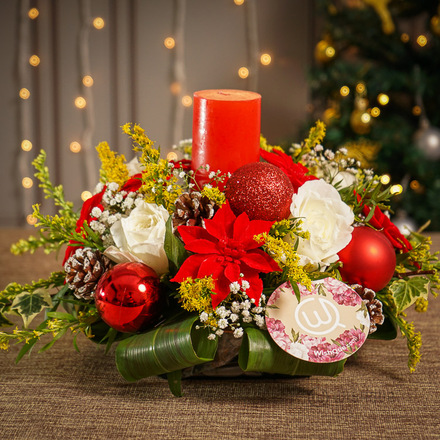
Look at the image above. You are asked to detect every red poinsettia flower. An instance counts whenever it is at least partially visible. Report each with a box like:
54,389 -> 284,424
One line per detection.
260,148 -> 317,192
170,202 -> 281,309
62,187 -> 106,264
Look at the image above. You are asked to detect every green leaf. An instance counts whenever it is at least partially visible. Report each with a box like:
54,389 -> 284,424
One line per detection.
15,338 -> 39,363
167,370 -> 183,397
367,315 -> 397,340
11,289 -> 53,328
164,217 -> 188,275
238,327 -> 346,377
388,276 -> 430,313
115,315 -> 218,383
0,309 -> 14,327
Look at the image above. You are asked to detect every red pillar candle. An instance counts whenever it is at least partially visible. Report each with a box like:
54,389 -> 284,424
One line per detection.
191,89 -> 261,186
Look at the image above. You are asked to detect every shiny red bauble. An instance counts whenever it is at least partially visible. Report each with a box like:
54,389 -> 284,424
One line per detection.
338,226 -> 396,292
94,262 -> 162,333
224,162 -> 294,221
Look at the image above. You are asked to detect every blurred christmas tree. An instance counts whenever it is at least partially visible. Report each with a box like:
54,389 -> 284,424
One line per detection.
308,0 -> 440,230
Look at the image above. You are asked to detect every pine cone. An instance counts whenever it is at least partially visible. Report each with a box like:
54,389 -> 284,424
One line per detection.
64,247 -> 111,300
172,192 -> 219,230
352,284 -> 385,334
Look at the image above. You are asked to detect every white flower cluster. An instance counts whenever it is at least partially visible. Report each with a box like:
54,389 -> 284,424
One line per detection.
198,286 -> 268,341
88,182 -> 144,247
301,144 -> 375,188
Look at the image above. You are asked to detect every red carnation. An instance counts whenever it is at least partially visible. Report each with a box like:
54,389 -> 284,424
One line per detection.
170,202 -> 281,309
121,173 -> 142,193
362,204 -> 412,252
260,148 -> 317,192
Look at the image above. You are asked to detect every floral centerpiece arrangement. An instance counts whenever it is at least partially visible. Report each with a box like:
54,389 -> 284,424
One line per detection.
1,92 -> 439,396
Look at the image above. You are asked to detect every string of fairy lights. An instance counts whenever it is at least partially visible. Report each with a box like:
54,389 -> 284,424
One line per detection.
18,0 -> 272,225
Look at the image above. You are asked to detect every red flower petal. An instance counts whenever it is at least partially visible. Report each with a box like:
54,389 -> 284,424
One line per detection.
184,239 -> 221,255
239,269 -> 264,305
240,249 -> 281,273
224,262 -> 241,282
203,202 -> 236,240
178,225 -> 216,245
211,272 -> 233,309
170,254 -> 211,282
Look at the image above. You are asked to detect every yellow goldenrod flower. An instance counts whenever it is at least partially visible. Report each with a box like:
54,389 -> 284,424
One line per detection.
96,141 -> 129,186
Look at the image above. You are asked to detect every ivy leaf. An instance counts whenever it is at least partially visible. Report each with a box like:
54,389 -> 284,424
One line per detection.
388,276 -> 429,314
10,289 -> 53,328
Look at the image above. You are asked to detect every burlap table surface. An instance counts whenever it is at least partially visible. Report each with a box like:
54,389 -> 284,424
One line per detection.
0,229 -> 439,440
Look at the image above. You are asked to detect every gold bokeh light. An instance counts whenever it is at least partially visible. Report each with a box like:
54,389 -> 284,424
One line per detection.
26,214 -> 37,225
21,140 -> 33,151
70,141 -> 82,153
75,96 -> 87,109
380,174 -> 391,185
238,67 -> 249,79
340,86 -> 350,97
93,17 -> 105,29
81,191 -> 92,201
82,75 -> 94,87
377,93 -> 389,105
22,177 -> 33,189
164,37 -> 175,49
29,55 -> 40,66
181,95 -> 193,107
28,8 -> 39,19
260,53 -> 272,65
19,88 -> 30,99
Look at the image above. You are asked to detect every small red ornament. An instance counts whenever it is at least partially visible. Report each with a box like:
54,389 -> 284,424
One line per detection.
94,262 -> 162,333
225,162 -> 294,221
338,226 -> 396,292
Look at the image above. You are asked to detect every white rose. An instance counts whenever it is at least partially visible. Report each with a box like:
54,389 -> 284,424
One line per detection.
110,201 -> 169,275
289,179 -> 354,268
126,157 -> 143,176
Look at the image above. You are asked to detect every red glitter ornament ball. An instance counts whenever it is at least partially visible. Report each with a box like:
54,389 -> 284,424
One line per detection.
94,262 -> 162,333
225,162 -> 294,221
338,226 -> 396,292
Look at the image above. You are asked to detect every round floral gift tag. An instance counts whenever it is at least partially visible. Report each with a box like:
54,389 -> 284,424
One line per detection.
266,278 -> 370,363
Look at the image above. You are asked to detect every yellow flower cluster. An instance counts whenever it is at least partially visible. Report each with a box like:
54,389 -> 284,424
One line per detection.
122,122 -> 181,212
405,321 -> 422,373
260,134 -> 284,153
255,232 -> 312,290
122,122 -> 159,162
302,120 -> 326,156
414,297 -> 429,313
201,186 -> 226,206
178,276 -> 215,314
96,141 -> 129,187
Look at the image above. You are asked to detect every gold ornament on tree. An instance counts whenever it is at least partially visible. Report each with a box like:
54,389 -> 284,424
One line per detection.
362,0 -> 395,34
431,6 -> 440,37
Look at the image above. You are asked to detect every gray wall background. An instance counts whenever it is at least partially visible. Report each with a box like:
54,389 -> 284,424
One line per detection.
0,0 -> 316,226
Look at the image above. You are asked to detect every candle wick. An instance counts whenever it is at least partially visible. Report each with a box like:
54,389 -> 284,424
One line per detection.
217,91 -> 230,96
